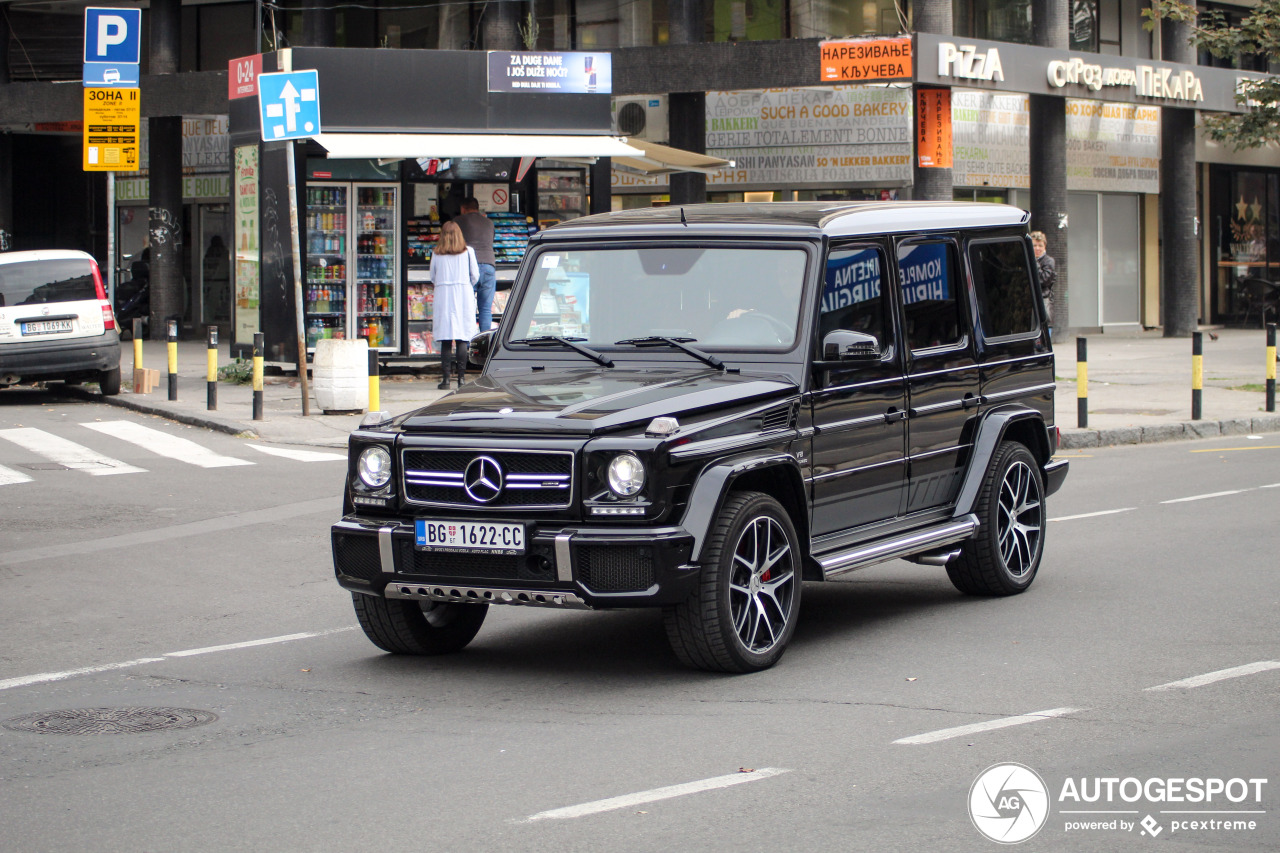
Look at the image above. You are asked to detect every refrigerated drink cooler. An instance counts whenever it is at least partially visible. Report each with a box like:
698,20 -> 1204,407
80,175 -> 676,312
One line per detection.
304,182 -> 400,354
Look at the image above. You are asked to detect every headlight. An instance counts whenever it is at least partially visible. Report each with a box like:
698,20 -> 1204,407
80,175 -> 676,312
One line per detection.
606,453 -> 645,497
357,446 -> 392,489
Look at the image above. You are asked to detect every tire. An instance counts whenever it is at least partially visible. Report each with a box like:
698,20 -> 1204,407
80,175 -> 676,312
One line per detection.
351,592 -> 488,655
948,441 -> 1046,596
664,491 -> 802,673
98,367 -> 121,396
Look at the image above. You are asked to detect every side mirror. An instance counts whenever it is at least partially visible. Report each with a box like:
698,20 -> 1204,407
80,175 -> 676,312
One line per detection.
822,330 -> 881,363
468,329 -> 495,368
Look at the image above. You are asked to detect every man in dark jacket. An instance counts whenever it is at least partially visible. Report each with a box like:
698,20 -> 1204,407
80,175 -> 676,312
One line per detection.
1030,231 -> 1055,334
454,197 -> 497,333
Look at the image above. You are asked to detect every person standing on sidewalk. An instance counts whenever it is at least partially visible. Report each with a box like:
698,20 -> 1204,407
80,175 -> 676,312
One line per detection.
429,221 -> 479,389
1031,231 -> 1056,335
454,197 -> 497,334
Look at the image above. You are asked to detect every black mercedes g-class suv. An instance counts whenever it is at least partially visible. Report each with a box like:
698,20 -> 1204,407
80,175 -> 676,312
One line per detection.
332,202 -> 1068,672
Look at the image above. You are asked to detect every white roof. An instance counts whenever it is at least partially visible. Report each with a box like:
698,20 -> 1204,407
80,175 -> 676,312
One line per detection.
315,133 -> 645,160
0,249 -> 95,266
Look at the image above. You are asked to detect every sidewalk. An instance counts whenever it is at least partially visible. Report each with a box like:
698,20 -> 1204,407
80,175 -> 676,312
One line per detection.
73,328 -> 1280,449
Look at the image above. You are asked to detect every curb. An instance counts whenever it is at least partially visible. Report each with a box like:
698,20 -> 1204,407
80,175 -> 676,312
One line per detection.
54,385 -> 261,439
1060,415 -> 1280,449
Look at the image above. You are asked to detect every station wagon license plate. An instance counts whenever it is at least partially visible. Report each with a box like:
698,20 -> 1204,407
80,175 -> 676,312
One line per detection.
21,319 -> 73,335
415,519 -> 525,555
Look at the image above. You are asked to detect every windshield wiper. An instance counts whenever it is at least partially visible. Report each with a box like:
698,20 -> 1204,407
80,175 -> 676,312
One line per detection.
508,336 -> 614,367
614,336 -> 724,370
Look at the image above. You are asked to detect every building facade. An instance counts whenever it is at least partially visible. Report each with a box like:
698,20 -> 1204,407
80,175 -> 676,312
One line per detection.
0,0 -> 1275,335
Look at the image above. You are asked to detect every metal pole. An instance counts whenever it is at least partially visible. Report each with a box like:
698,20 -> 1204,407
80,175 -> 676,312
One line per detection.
1267,323 -> 1276,413
1076,336 -> 1088,429
285,141 -> 311,416
106,172 -> 115,303
368,345 -> 380,413
207,325 -> 218,410
253,332 -> 265,420
167,319 -> 178,401
1191,331 -> 1203,420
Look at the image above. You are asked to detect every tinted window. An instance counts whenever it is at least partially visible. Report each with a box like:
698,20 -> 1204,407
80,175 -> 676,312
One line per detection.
897,241 -> 962,350
821,246 -> 890,350
0,259 -> 97,308
969,238 -> 1039,338
509,246 -> 808,349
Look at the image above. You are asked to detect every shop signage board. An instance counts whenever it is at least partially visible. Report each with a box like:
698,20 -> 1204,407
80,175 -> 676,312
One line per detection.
229,54 -> 263,100
83,87 -> 140,171
82,7 -> 141,87
916,88 -> 953,169
487,51 -> 612,94
257,70 -> 321,141
109,116 -> 230,178
114,175 -> 231,202
704,86 -> 912,189
950,89 -> 1160,193
915,32 -> 1266,113
819,37 -> 912,83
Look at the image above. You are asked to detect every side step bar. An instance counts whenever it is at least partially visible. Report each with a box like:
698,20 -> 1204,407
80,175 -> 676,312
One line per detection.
817,514 -> 979,579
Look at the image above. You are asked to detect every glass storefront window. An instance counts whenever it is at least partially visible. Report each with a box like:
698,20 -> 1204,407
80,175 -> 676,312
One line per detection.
793,0 -> 910,40
1213,168 -> 1280,323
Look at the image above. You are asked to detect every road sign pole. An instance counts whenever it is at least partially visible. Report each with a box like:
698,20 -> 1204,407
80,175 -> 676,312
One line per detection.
285,140 -> 310,416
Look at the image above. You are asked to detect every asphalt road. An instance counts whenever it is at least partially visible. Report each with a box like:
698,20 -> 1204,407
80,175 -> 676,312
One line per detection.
0,391 -> 1276,852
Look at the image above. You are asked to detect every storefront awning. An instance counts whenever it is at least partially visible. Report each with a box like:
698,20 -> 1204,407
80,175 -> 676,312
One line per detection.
610,139 -> 734,176
314,133 -> 645,161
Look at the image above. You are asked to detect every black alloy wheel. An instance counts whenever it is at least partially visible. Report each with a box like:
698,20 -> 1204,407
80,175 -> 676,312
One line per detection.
948,441 -> 1046,595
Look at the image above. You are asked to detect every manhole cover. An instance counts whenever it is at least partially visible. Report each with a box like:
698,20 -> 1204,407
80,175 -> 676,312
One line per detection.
2,707 -> 218,735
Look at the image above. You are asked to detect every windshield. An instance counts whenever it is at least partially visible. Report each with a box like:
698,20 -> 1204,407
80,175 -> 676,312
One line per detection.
508,246 -> 808,349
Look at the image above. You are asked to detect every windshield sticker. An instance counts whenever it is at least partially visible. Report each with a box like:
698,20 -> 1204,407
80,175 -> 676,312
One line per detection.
541,254 -> 561,268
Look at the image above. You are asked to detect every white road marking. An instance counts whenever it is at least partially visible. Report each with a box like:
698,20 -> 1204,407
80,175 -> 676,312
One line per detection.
0,463 -> 33,485
246,444 -> 346,462
0,628 -> 357,692
83,420 -> 253,468
893,707 -> 1083,745
0,427 -> 146,475
1050,508 -> 1135,522
1160,490 -> 1243,504
164,628 -> 353,657
521,768 -> 791,822
0,658 -> 165,691
1145,660 -> 1280,691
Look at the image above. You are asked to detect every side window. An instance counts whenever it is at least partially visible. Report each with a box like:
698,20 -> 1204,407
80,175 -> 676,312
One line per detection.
969,238 -> 1039,339
820,245 -> 890,351
897,241 -> 962,351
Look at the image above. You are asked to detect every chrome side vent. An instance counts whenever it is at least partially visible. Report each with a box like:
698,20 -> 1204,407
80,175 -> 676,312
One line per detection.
761,403 -> 795,433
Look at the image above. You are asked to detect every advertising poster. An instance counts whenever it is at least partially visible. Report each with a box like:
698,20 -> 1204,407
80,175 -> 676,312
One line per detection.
823,247 -> 883,314
487,51 -> 612,93
916,88 -> 953,168
233,145 -> 260,347
951,90 -> 1160,193
705,86 -> 913,188
898,243 -> 950,303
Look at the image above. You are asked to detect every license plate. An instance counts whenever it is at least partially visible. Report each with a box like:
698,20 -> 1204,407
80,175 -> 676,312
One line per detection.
21,319 -> 73,335
415,519 -> 526,554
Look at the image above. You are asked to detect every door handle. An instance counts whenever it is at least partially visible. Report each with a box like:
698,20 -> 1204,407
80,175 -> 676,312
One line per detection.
884,408 -> 907,424
962,393 -> 980,409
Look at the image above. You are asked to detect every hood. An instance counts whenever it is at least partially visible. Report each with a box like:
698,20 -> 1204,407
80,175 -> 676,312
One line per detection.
398,367 -> 796,435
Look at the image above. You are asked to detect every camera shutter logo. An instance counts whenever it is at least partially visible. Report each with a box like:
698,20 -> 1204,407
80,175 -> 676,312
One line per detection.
969,763 -> 1051,844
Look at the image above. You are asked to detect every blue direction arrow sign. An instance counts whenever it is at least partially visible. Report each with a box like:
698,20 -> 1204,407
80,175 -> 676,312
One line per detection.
257,71 -> 321,141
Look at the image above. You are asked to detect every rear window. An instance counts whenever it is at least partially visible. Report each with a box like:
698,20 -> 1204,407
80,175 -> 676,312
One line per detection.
0,259 -> 98,308
968,239 -> 1039,338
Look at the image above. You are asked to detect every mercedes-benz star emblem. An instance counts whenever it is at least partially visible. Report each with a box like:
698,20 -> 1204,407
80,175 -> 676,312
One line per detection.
464,455 -> 504,503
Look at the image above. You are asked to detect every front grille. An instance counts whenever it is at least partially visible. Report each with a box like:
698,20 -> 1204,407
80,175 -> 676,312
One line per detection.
333,533 -> 382,582
402,448 -> 573,509
399,540 -> 557,582
576,544 -> 656,593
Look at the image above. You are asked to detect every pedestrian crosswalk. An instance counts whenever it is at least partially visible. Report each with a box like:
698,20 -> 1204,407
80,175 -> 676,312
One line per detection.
0,420 -> 346,485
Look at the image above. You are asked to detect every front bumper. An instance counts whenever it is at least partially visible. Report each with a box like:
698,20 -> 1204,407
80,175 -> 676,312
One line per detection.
332,516 -> 698,609
0,333 -> 120,381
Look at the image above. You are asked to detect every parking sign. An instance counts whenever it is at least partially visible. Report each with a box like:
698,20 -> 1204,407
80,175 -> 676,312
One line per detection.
83,8 -> 141,64
257,71 -> 321,141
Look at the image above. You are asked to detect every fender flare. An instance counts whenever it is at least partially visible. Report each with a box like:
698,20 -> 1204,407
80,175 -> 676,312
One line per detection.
682,452 -> 806,562
952,406 -> 1052,519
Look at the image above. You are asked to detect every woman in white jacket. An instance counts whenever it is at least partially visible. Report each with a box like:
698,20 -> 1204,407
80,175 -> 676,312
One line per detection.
429,220 -> 479,389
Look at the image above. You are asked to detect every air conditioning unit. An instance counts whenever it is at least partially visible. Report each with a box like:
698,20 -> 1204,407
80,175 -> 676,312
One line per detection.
612,96 -> 668,144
